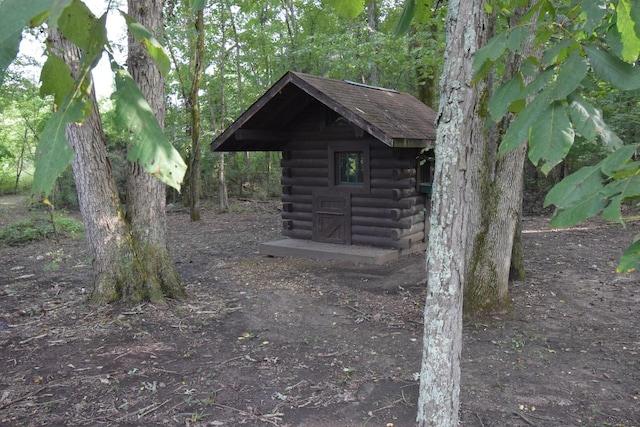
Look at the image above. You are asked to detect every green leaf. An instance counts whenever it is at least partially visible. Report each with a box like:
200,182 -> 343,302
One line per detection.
488,74 -> 523,122
499,93 -> 550,156
111,67 -> 186,191
616,0 -> 640,62
548,50 -> 588,100
549,191 -> 607,227
32,95 -> 86,198
507,26 -> 529,54
58,0 -> 97,51
0,28 -> 21,87
568,93 -> 623,150
394,0 -> 415,36
599,144 -> 638,176
540,37 -> 575,66
617,239 -> 640,273
473,31 -> 508,73
189,0 -> 206,13
585,44 -> 640,90
544,165 -> 603,209
327,0 -> 364,19
0,0 -> 52,86
528,101 -> 575,174
581,0 -> 607,33
121,11 -> 171,76
39,52 -> 75,107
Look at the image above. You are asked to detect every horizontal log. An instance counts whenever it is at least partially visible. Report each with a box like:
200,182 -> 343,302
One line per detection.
286,140 -> 333,150
352,231 -> 424,249
390,205 -> 426,220
282,229 -> 313,240
282,167 -> 327,178
351,195 -> 423,209
281,158 -> 328,168
281,194 -> 312,204
282,219 -> 312,231
370,158 -> 414,169
351,206 -> 394,219
281,176 -> 329,187
370,188 -> 418,200
282,202 -> 312,213
281,211 -> 313,222
371,177 -> 416,189
352,222 -> 424,240
288,149 -> 327,159
351,215 -> 421,229
370,168 -> 416,180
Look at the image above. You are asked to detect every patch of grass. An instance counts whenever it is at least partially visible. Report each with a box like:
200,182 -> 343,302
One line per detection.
0,211 -> 84,245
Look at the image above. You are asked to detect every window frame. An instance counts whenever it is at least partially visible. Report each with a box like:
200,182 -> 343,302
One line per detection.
328,142 -> 370,194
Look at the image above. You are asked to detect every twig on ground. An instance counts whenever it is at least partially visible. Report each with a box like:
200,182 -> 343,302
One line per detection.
475,412 -> 486,427
0,386 -> 48,411
137,399 -> 171,418
514,411 -> 539,426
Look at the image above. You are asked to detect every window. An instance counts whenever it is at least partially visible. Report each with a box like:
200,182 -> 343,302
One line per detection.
336,152 -> 364,185
328,142 -> 370,193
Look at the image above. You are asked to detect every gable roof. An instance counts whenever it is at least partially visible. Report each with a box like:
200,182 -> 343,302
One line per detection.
210,71 -> 437,152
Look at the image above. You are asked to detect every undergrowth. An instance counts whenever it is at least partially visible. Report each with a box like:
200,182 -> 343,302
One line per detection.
0,212 -> 84,245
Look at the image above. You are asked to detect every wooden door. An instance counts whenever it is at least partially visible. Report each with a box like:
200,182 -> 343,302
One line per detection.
313,193 -> 351,244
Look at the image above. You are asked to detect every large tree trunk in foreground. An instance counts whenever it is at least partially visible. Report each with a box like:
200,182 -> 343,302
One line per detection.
124,0 -> 185,302
417,0 -> 487,425
49,31 -> 137,302
463,5 -> 534,316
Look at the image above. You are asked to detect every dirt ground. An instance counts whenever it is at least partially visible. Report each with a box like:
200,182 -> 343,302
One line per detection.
0,195 -> 638,427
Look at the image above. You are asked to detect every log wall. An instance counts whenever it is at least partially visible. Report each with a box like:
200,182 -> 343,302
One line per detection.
280,133 -> 428,250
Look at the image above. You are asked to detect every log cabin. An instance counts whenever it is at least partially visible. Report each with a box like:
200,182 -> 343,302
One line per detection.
211,71 -> 437,259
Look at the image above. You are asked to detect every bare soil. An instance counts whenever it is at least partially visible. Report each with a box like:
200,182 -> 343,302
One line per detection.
0,195 -> 638,426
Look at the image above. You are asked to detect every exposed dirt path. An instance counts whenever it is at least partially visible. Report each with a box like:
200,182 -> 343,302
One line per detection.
0,196 -> 638,426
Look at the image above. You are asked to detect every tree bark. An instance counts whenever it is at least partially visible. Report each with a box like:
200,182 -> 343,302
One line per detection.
417,0 -> 487,425
48,30 -> 137,302
463,4 -> 535,316
125,0 -> 185,302
187,6 -> 205,221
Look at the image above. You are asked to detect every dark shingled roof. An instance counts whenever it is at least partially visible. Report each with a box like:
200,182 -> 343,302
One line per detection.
211,71 -> 437,152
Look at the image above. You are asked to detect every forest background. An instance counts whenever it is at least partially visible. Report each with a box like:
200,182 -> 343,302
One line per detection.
1,0 -> 630,209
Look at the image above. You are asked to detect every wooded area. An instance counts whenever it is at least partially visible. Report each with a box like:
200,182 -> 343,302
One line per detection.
1,0 -> 640,425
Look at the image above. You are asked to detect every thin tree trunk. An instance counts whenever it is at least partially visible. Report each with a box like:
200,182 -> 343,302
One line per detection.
125,0 -> 185,302
417,0 -> 487,424
187,6 -> 205,221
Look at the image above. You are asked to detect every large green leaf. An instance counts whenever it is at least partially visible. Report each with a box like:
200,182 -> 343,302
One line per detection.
327,0 -> 364,19
547,50 -> 588,100
58,0 -> 96,51
0,0 -> 52,85
599,143 -> 638,176
528,101 -> 574,174
616,0 -> 640,62
472,31 -> 508,73
120,11 -> 171,76
111,67 -> 186,191
488,74 -> 523,122
618,239 -> 640,273
549,192 -> 607,227
499,92 -> 550,156
32,95 -> 86,198
394,0 -> 415,36
0,28 -> 21,87
567,93 -> 623,150
39,52 -> 75,107
544,165 -> 603,209
601,175 -> 640,222
585,44 -> 640,90
581,0 -> 608,33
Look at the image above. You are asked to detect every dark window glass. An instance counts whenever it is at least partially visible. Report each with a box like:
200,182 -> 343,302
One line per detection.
336,152 -> 364,185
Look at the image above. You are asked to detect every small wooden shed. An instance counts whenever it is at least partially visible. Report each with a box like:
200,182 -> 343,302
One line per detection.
211,71 -> 437,254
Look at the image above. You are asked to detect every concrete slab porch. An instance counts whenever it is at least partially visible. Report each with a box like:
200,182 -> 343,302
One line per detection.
259,239 -> 426,265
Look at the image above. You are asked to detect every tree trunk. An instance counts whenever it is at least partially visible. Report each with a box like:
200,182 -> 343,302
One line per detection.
417,0 -> 486,425
125,0 -> 185,302
187,6 -> 205,221
48,30 -> 138,303
463,4 -> 535,316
